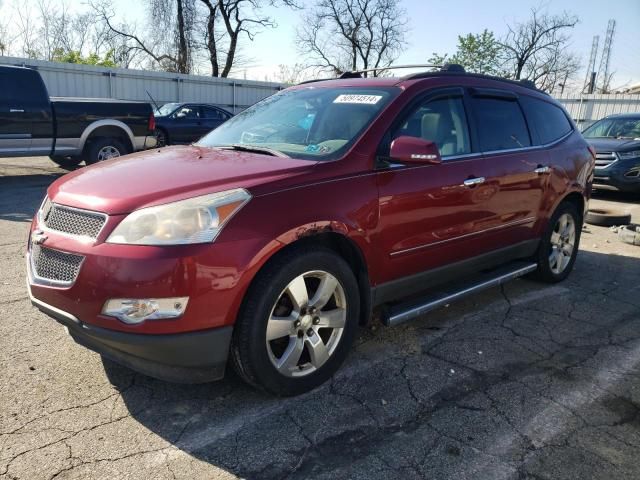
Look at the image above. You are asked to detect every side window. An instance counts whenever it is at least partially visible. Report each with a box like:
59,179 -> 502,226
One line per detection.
0,69 -> 48,104
520,96 -> 572,144
471,97 -> 531,151
201,107 -> 227,120
392,96 -> 471,157
175,106 -> 199,119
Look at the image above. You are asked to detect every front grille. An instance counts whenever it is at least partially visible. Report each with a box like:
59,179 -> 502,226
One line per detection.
595,152 -> 617,168
31,245 -> 84,285
42,200 -> 107,239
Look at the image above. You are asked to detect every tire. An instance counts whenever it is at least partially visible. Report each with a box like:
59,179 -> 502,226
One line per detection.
618,223 -> 640,246
585,208 -> 631,227
531,201 -> 582,283
85,137 -> 129,165
231,247 -> 360,396
49,155 -> 83,170
154,128 -> 169,147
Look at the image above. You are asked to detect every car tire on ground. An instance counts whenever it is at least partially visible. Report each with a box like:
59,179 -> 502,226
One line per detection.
85,137 -> 130,165
618,223 -> 640,246
531,201 -> 582,283
49,156 -> 83,170
230,247 -> 360,396
585,208 -> 632,227
154,128 -> 169,147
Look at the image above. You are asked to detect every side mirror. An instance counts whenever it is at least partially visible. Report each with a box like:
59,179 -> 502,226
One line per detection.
389,136 -> 442,165
176,112 -> 186,119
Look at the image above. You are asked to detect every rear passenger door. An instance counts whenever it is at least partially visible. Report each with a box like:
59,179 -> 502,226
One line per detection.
467,90 -> 547,246
199,106 -> 229,136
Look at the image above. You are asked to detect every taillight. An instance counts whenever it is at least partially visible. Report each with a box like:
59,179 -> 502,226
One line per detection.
588,145 -> 596,159
148,113 -> 156,132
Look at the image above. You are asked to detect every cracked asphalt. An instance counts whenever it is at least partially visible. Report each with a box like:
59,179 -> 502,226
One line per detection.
1,157 -> 640,480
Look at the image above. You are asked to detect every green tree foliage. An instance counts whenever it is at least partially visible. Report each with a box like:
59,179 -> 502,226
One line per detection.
428,29 -> 505,76
52,49 -> 118,68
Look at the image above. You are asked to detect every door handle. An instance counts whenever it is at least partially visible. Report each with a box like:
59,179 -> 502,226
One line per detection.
462,177 -> 485,187
10,109 -> 25,113
534,165 -> 551,174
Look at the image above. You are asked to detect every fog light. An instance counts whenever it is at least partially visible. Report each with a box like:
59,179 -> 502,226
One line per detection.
102,297 -> 189,324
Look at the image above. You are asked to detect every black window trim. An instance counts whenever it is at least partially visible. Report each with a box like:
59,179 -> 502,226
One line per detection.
519,94 -> 575,147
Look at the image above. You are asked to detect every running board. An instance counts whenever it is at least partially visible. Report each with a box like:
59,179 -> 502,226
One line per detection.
382,261 -> 537,327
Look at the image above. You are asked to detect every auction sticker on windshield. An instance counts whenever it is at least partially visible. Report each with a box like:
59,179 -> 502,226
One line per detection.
333,94 -> 383,105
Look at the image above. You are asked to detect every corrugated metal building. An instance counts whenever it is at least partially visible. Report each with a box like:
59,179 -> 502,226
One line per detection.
0,56 -> 283,113
555,93 -> 640,129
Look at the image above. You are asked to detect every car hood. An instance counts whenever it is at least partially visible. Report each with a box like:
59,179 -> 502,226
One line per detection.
586,137 -> 640,152
48,146 -> 318,214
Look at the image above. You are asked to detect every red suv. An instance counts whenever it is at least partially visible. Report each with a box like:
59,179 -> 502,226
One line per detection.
27,65 -> 595,395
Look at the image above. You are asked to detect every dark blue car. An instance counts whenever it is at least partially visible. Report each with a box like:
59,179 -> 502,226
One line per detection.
153,103 -> 233,146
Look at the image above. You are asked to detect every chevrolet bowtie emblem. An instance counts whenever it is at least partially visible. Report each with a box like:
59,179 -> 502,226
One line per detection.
31,230 -> 48,245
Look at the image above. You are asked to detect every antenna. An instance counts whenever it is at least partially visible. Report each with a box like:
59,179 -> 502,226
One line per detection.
582,35 -> 599,94
597,19 -> 616,93
146,90 -> 160,112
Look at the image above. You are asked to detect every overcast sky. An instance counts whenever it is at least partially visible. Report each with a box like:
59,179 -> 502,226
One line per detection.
15,0 -> 640,88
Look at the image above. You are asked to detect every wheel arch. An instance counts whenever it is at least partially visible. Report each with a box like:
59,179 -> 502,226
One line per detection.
240,226 -> 373,327
554,190 -> 586,223
80,120 -> 135,153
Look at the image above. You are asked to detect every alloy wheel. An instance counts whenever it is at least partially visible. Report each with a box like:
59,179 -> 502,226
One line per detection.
549,213 -> 576,275
97,145 -> 121,161
266,270 -> 347,377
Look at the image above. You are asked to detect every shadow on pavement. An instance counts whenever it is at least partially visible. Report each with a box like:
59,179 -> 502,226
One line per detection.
0,173 -> 62,223
103,249 -> 640,479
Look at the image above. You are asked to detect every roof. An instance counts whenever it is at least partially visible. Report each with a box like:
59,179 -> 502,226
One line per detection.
294,66 -> 543,95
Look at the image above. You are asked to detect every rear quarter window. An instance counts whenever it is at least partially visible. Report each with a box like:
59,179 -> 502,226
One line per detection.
521,96 -> 572,145
471,97 -> 531,151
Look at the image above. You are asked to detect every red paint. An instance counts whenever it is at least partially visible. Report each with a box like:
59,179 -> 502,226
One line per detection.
29,75 -> 593,337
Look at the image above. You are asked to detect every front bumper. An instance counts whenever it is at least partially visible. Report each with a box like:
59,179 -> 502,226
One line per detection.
593,157 -> 640,192
28,283 -> 232,383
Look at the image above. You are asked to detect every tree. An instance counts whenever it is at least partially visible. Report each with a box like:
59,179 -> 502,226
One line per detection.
199,0 -> 276,77
297,0 -> 408,76
428,30 -> 505,76
94,0 -> 196,73
500,8 -> 580,92
52,48 -> 117,67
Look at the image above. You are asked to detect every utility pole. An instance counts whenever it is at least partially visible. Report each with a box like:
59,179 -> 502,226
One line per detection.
597,19 -> 616,93
582,35 -> 599,94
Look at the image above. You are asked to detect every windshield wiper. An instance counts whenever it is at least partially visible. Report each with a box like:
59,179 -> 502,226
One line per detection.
218,144 -> 290,158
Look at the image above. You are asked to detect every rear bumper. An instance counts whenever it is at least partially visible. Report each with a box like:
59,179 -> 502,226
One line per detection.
29,284 -> 232,383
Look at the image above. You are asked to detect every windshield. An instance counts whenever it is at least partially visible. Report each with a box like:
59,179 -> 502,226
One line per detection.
155,103 -> 181,117
196,87 -> 398,160
583,117 -> 640,139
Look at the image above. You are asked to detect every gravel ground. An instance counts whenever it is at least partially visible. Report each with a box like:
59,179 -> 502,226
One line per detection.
1,157 -> 640,480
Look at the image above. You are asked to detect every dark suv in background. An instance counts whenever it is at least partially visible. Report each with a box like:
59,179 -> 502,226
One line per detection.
583,113 -> 640,193
28,64 -> 594,396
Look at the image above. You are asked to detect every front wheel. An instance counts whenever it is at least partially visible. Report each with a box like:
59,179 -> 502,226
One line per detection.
531,201 -> 582,283
231,248 -> 360,396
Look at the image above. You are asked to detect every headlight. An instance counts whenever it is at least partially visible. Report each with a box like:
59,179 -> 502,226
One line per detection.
618,150 -> 640,160
107,189 -> 251,245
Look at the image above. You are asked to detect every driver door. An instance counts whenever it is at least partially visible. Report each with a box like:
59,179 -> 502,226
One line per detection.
374,88 -> 500,296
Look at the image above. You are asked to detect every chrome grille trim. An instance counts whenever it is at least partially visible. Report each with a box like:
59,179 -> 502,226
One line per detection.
40,200 -> 108,240
29,245 -> 84,287
594,151 -> 617,168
